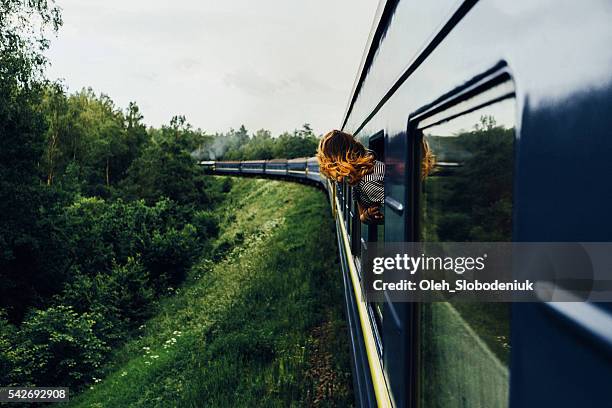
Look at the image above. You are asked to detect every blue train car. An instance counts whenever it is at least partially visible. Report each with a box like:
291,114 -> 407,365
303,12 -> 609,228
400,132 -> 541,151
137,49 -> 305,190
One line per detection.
241,160 -> 266,174
336,0 -> 612,407
214,161 -> 241,173
306,157 -> 321,183
265,159 -> 288,176
287,158 -> 308,178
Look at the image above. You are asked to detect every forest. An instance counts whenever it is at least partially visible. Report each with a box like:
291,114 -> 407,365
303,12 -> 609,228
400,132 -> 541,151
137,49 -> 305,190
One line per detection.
199,123 -> 319,161
0,0 -> 321,392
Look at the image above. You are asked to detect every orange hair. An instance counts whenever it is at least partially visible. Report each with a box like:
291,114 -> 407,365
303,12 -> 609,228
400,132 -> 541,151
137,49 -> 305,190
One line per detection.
421,138 -> 436,179
317,130 -> 374,185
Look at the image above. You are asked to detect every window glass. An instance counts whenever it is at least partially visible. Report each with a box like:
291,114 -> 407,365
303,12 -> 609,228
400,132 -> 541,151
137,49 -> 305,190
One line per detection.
367,133 -> 386,349
419,97 -> 514,408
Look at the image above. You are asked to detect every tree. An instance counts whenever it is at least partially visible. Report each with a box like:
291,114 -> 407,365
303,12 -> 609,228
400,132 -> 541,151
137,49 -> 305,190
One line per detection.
0,0 -> 64,321
125,102 -> 148,154
41,88 -> 135,195
235,124 -> 249,146
119,117 -> 212,206
273,124 -> 318,158
41,83 -> 70,185
221,125 -> 251,160
242,129 -> 274,159
215,123 -> 318,160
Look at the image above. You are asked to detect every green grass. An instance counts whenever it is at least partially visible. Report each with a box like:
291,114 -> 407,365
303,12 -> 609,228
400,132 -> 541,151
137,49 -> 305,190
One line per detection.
65,178 -> 353,407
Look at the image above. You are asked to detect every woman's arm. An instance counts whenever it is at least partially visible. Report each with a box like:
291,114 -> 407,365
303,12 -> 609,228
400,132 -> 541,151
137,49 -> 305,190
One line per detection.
357,202 -> 384,224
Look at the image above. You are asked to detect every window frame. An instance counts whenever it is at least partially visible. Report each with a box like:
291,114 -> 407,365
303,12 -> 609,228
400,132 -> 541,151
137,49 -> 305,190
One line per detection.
357,130 -> 387,358
407,65 -> 515,242
406,62 -> 517,408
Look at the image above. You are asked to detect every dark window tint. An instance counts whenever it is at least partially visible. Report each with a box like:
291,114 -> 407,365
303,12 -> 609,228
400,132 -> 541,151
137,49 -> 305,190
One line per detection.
418,96 -> 515,408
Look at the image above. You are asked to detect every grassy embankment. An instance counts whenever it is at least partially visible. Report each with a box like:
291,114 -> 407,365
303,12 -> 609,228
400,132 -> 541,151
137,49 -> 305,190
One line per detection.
66,178 -> 353,407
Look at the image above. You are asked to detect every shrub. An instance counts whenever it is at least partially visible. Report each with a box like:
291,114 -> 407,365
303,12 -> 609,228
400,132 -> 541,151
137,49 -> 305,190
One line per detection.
15,305 -> 109,389
59,272 -> 124,346
0,311 -> 17,385
61,197 -> 114,273
59,257 -> 155,346
143,224 -> 200,286
192,210 -> 220,241
109,257 -> 155,328
61,197 -> 212,280
221,177 -> 233,193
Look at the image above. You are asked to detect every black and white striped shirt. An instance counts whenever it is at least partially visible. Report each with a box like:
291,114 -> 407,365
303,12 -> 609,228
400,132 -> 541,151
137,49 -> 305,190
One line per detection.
352,160 -> 385,207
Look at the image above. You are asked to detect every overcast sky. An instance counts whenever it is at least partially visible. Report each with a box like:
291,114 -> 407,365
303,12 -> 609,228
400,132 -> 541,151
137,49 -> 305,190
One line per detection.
45,0 -> 378,135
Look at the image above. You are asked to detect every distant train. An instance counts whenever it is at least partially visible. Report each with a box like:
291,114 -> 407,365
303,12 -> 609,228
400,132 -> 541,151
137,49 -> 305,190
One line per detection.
200,158 -> 323,185
203,0 -> 612,407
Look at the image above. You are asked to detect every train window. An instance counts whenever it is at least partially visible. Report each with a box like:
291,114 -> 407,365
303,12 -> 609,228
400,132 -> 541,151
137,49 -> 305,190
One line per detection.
364,132 -> 385,242
417,94 -> 515,408
366,131 -> 385,347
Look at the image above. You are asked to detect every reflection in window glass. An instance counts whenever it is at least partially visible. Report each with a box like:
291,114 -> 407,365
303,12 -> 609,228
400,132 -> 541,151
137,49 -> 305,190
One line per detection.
419,97 -> 514,408
366,134 -> 385,349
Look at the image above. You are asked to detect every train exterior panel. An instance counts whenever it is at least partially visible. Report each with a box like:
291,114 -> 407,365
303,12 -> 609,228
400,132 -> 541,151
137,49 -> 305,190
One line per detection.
214,161 -> 241,173
265,159 -> 288,176
287,158 -> 308,178
306,157 -> 321,183
340,0 -> 612,407
241,160 -> 266,173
